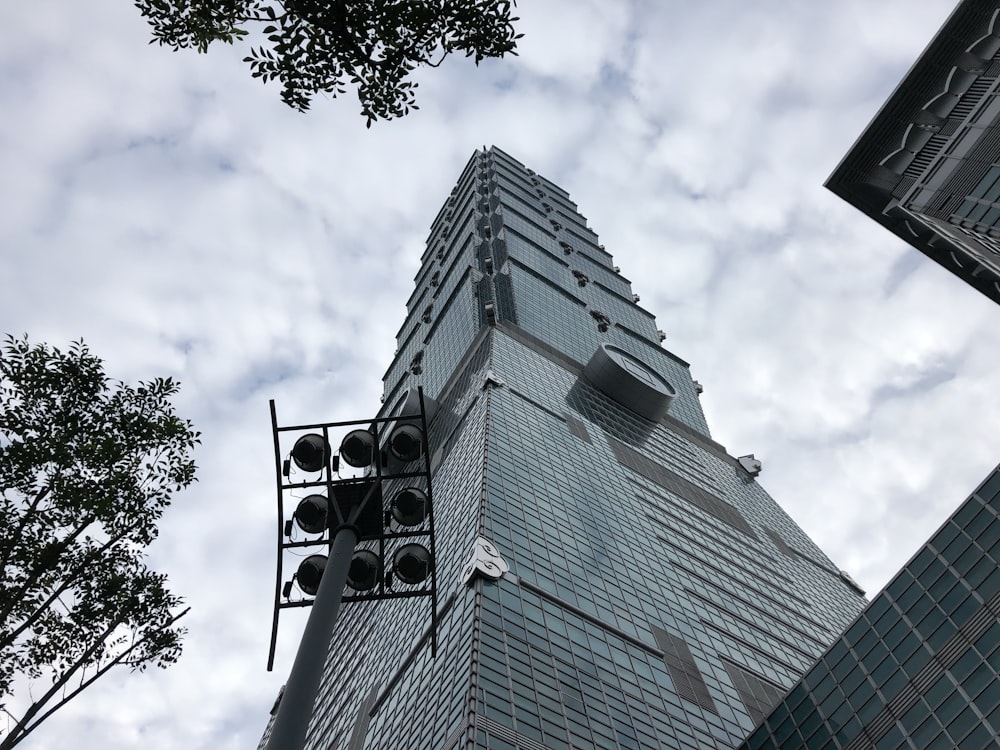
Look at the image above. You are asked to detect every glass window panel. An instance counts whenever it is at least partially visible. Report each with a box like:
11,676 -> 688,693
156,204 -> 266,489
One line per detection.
920,620 -> 956,652
970,165 -> 1000,199
982,169 -> 1000,201
972,677 -> 1000,715
919,555 -> 947,585
952,647 -> 983,681
925,673 -> 955,708
982,567 -> 1000,599
886,572 -> 915,601
873,725 -> 905,750
936,690 -> 967,724
880,669 -> 908,702
963,663 -> 995,701
979,206 -> 1000,227
945,705 -> 979,742
955,198 -> 978,218
900,700 -> 929,733
968,201 -> 992,223
911,715 -> 942,747
965,553 -> 995,590
901,645 -> 932,678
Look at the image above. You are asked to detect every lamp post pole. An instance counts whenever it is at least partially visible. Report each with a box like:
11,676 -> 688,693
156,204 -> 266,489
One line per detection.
265,525 -> 359,750
266,390 -> 438,749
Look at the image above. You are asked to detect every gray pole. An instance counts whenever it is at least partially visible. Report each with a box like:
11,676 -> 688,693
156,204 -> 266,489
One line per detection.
266,525 -> 359,750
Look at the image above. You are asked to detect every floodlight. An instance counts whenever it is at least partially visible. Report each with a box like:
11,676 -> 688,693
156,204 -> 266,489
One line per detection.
393,543 -> 432,585
391,488 -> 429,527
293,495 -> 328,534
340,429 -> 375,468
296,554 -> 327,596
291,434 -> 329,473
347,550 -> 381,591
388,424 -> 424,463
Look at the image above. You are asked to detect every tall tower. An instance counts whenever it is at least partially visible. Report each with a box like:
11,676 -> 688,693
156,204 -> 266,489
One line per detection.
263,147 -> 868,750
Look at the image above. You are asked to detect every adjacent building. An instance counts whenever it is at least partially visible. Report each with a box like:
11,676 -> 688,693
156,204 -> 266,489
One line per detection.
827,0 -> 1000,305
739,465 -> 1000,750
261,147 -> 872,750
813,4 -> 1000,743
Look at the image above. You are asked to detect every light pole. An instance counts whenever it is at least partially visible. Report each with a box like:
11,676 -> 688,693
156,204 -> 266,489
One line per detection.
264,388 -> 438,750
265,524 -> 358,750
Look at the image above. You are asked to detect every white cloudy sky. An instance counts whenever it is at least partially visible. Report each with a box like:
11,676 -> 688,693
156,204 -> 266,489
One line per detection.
3,1 -> 999,748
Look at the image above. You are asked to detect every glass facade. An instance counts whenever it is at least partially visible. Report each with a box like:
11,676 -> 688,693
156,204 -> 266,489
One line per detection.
260,147 -> 871,749
740,467 -> 1000,750
952,162 -> 1000,231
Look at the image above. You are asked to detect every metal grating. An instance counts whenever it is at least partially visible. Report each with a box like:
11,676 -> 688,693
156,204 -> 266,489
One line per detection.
938,117 -> 961,137
936,194 -> 966,216
764,528 -> 796,558
950,77 -> 994,121
891,174 -> 917,199
563,412 -> 592,443
903,134 -> 950,179
722,659 -> 787,726
608,437 -> 758,540
651,625 -> 718,713
480,718 -> 550,750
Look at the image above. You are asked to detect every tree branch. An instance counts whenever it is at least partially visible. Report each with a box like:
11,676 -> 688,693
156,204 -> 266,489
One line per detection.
0,608 -> 188,750
0,608 -> 189,750
0,513 -> 97,629
0,487 -> 50,573
1,336 -> 197,746
0,617 -> 123,750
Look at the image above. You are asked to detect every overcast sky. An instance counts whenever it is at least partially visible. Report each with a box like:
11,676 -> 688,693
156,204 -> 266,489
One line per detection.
3,1 -> 999,748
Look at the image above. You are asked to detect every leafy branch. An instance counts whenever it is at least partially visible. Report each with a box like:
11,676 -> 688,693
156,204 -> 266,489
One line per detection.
134,0 -> 522,124
0,336 -> 198,749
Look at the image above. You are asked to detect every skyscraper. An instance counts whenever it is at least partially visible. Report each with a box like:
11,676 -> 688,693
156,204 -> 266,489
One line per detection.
826,0 -> 1000,306
261,147 -> 868,750
738,464 -> 1000,750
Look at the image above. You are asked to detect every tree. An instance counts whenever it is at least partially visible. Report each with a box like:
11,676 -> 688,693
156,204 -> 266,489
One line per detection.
135,0 -> 522,124
0,336 -> 199,750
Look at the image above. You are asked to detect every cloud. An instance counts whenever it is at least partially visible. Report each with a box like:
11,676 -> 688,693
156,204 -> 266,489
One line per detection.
2,0 -> 999,748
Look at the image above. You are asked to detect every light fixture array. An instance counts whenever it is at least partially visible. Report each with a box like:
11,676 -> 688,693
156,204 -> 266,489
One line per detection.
266,389 -> 439,672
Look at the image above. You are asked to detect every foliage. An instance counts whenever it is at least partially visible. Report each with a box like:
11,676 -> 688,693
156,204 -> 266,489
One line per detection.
135,0 -> 522,124
0,336 -> 199,750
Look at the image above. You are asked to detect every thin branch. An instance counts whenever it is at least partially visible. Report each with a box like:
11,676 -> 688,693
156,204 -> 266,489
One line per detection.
0,513 -> 97,627
0,608 -> 189,750
0,617 -> 123,750
0,487 -> 50,572
0,520 -> 128,650
421,49 -> 448,68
